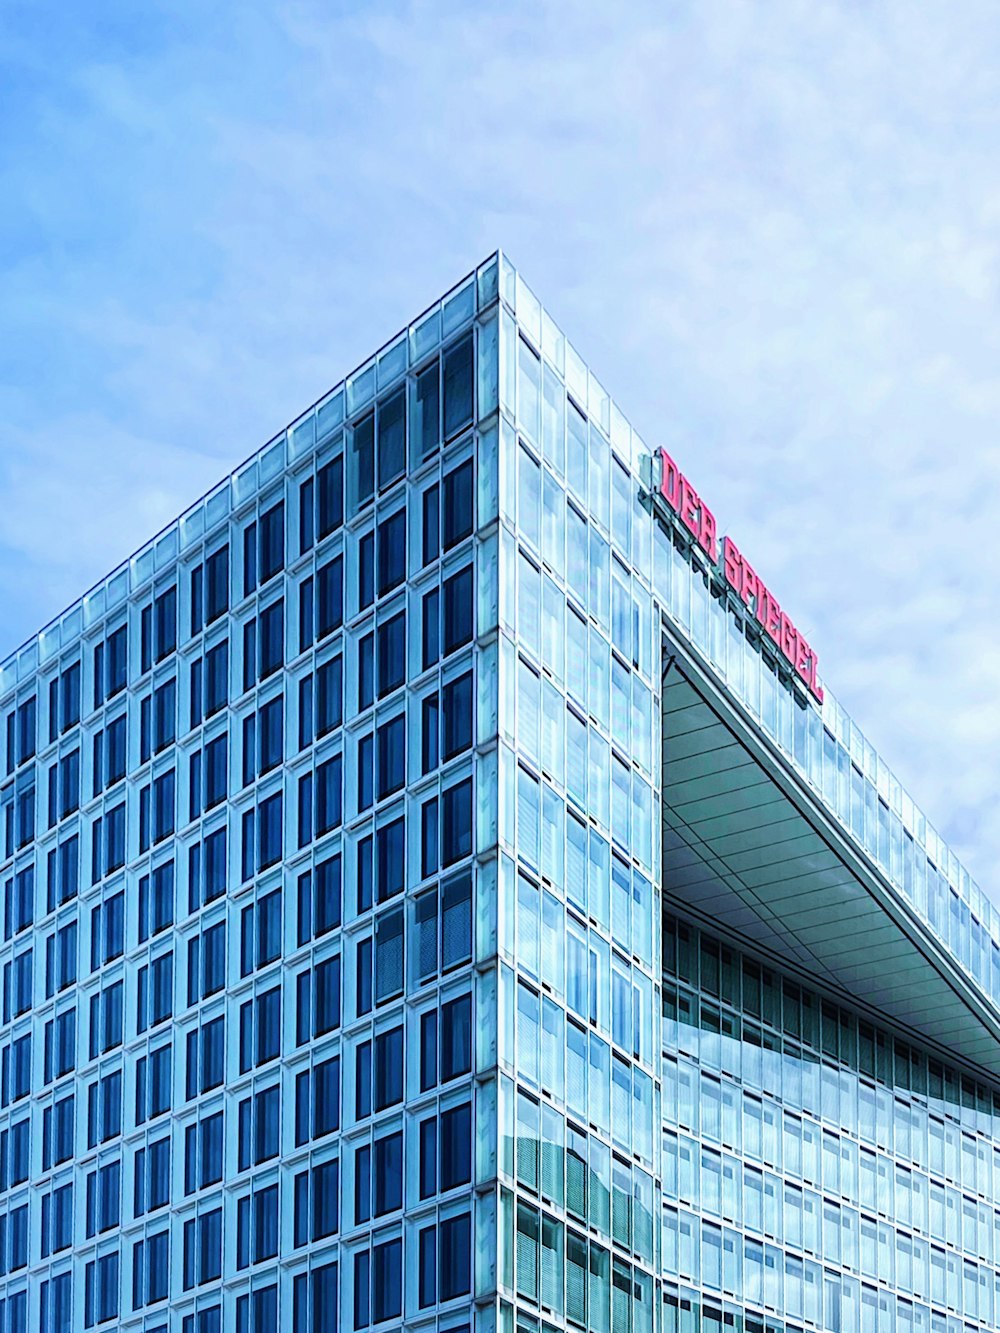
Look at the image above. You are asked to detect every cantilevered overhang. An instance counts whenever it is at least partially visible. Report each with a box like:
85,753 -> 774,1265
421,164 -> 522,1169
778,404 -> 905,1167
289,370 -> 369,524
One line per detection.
661,639 -> 1000,1081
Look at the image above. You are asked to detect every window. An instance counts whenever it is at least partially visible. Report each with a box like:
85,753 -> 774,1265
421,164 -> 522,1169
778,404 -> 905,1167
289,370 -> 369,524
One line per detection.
294,1159 -> 340,1245
421,694 -> 440,774
349,411 -> 375,512
84,1162 -> 121,1231
375,907 -> 404,1005
133,1137 -> 169,1216
93,625 -> 127,708
46,837 -> 78,911
318,455 -> 344,540
48,661 -> 81,740
259,501 -> 285,584
373,1133 -> 402,1213
237,1084 -> 280,1168
443,333 -> 474,438
376,716 -> 405,800
190,544 -> 229,636
442,777 -> 473,865
3,866 -> 34,941
296,956 -> 341,1043
376,613 -> 405,697
84,1251 -> 119,1326
419,1213 -> 472,1306
184,1111 -> 224,1194
184,1016 -> 225,1099
414,358 -> 441,459
132,1221 -> 169,1306
318,556 -> 343,639
376,818 -> 404,902
377,510 -> 406,597
138,861 -> 175,942
242,699 -> 282,786
358,532 -> 375,611
240,887 -> 282,975
187,827 -> 227,912
420,995 -> 471,1090
372,1238 -> 403,1322
41,1097 -> 72,1170
182,1208 -> 223,1289
236,1183 -> 279,1268
242,792 -> 283,880
294,1054 -> 340,1145
374,1026 -> 403,1109
291,1262 -> 337,1333
141,586 -> 177,672
443,458 -> 474,548
92,714 -> 126,796
297,853 -> 342,946
136,952 -> 173,1032
42,1009 -> 76,1083
45,919 -> 78,995
238,986 -> 281,1071
419,1102 -> 472,1196
443,565 -> 473,655
377,388 -> 406,489
87,1070 -> 122,1147
442,672 -> 473,759
135,1044 -> 172,1123
422,484 -> 440,565
187,920 -> 225,1004
90,890 -> 124,975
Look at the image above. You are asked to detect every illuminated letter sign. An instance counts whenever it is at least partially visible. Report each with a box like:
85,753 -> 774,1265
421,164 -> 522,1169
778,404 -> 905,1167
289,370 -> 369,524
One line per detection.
654,447 -> 824,704
657,448 -> 718,562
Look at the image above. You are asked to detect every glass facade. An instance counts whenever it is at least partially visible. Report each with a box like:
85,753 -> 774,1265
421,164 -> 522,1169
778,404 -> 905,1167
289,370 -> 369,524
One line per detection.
0,251 -> 997,1333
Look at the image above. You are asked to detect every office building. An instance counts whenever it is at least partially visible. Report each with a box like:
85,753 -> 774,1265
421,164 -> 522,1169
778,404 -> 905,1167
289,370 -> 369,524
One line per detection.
1,252 -> 999,1333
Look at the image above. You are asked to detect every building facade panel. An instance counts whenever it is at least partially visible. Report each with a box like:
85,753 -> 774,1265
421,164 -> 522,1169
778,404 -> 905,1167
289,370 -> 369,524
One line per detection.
0,251 -> 999,1333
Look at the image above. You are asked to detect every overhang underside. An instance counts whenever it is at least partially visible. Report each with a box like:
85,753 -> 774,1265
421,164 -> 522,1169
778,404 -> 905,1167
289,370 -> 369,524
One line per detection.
661,662 -> 1000,1080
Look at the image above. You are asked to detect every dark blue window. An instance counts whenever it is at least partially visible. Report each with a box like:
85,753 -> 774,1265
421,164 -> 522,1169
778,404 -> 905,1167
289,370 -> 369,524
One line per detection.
373,1131 -> 402,1214
376,716 -> 405,800
443,458 -> 474,549
259,502 -> 284,584
443,333 -> 473,439
443,672 -> 473,759
442,777 -> 472,865
376,613 -> 405,698
349,412 -> 375,512
422,484 -> 440,566
358,532 -> 374,611
415,359 -> 440,459
260,601 -> 284,679
421,694 -> 439,775
377,389 -> 406,490
358,633 -> 374,711
439,1213 -> 472,1299
377,510 -> 406,598
376,818 -> 404,902
317,656 -> 343,736
422,588 -> 440,669
442,994 -> 472,1081
318,455 -> 344,540
443,565 -> 473,655
317,557 -> 343,639
317,755 -> 342,835
374,1026 -> 403,1110
372,1238 -> 402,1321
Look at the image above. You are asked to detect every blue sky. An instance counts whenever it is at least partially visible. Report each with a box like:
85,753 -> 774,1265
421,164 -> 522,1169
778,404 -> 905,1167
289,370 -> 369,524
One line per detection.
3,0 -> 1000,893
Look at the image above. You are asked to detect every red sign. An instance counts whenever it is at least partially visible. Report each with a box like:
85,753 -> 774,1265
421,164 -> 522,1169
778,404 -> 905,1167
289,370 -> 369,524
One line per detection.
656,448 -> 824,704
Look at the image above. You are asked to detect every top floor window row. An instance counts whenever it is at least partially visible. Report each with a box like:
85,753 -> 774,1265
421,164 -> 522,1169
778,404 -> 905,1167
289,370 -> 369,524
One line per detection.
348,332 -> 475,515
